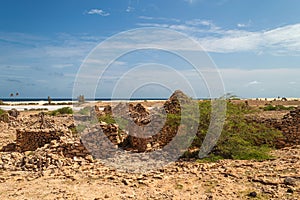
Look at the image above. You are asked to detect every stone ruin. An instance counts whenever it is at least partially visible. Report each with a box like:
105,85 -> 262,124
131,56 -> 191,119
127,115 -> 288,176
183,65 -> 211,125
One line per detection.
12,112 -> 72,152
2,92 -> 300,173
8,108 -> 20,118
0,91 -> 197,173
15,128 -> 68,152
5,91 -> 300,157
248,107 -> 300,148
0,108 -> 20,123
1,90 -> 192,165
85,90 -> 192,153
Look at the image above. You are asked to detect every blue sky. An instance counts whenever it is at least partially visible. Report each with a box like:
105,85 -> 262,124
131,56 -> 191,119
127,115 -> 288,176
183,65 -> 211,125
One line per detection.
1,0 -> 300,98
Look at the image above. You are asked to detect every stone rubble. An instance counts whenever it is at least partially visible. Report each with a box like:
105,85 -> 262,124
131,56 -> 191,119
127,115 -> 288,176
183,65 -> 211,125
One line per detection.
247,107 -> 300,148
0,93 -> 299,199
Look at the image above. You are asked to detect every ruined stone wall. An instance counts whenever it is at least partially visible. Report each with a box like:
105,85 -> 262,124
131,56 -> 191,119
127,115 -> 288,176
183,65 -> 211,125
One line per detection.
248,108 -> 300,148
92,90 -> 192,152
16,128 -> 70,152
274,109 -> 300,148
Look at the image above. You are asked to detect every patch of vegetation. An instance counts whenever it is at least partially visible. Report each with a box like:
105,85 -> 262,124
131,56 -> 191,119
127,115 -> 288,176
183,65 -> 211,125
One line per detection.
0,100 -> 9,105
43,102 -> 73,106
0,108 -> 9,122
98,114 -> 129,129
49,107 -> 73,116
29,108 -> 48,111
98,114 -> 117,124
77,106 -> 92,115
0,108 -> 5,115
175,183 -> 184,190
263,104 -> 294,111
190,101 -> 282,161
69,124 -> 87,137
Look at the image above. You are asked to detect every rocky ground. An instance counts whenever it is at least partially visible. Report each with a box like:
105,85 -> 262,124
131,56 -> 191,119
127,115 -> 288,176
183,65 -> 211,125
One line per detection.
0,106 -> 299,200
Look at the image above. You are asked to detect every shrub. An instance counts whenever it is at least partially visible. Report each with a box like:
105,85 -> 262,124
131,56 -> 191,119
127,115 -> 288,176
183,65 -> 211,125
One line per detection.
98,114 -> 129,129
77,106 -> 93,116
190,101 -> 282,161
50,107 -> 73,116
0,108 -> 5,115
98,114 -> 116,124
0,100 -> 9,105
263,104 -> 294,111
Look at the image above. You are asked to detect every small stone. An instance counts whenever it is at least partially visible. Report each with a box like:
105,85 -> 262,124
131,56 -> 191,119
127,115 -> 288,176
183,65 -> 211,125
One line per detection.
122,179 -> 130,185
24,151 -> 33,156
284,177 -> 297,186
206,194 -> 213,200
104,194 -> 109,198
85,155 -> 94,163
287,188 -> 294,193
248,191 -> 257,198
153,174 -> 163,179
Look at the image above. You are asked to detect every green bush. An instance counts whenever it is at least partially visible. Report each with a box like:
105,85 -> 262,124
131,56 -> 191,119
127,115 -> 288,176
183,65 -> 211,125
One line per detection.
190,101 -> 282,161
0,108 -> 5,115
98,114 -> 116,124
263,104 -> 294,111
98,114 -> 129,129
50,107 -> 73,116
77,106 -> 92,115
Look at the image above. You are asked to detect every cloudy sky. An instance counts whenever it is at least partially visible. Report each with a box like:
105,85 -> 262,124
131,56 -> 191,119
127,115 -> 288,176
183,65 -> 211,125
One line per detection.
1,0 -> 300,98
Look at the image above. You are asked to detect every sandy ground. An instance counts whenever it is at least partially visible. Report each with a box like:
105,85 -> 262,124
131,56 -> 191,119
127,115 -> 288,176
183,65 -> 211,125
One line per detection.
0,146 -> 299,200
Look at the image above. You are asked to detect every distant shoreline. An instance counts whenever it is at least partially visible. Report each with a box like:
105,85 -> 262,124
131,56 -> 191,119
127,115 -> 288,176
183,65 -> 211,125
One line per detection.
0,98 -> 169,102
1,97 -> 300,111
2,97 -> 300,102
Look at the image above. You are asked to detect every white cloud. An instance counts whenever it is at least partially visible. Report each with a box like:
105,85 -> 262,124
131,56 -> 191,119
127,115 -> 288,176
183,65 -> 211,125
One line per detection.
87,9 -> 110,16
220,68 -> 300,97
136,23 -> 169,28
126,6 -> 135,12
137,16 -> 300,55
193,23 -> 300,54
52,64 -> 74,68
139,16 -> 180,23
186,19 -> 214,27
184,0 -> 201,4
245,80 -> 262,86
237,23 -> 246,28
139,16 -> 154,20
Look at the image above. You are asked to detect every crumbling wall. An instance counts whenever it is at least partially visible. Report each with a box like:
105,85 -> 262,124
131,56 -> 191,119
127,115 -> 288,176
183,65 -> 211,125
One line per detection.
248,108 -> 300,148
15,128 -> 70,152
94,90 -> 189,152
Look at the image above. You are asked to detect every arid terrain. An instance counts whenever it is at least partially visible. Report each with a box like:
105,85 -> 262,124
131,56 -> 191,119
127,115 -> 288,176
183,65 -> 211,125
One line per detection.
0,99 -> 299,200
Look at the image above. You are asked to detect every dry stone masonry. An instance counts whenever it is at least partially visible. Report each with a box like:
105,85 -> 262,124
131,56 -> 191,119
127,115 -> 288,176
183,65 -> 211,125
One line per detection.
90,90 -> 193,152
248,107 -> 300,148
15,128 -> 69,152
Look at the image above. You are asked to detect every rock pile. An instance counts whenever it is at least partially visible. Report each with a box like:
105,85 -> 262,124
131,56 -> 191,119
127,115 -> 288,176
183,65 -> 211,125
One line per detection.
128,103 -> 151,125
0,109 -> 20,123
91,90 -> 194,152
275,108 -> 300,147
13,112 -> 73,152
0,113 -> 9,123
8,108 -> 20,118
0,137 -> 93,172
18,137 -> 92,172
248,108 -> 300,148
15,128 -> 70,152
